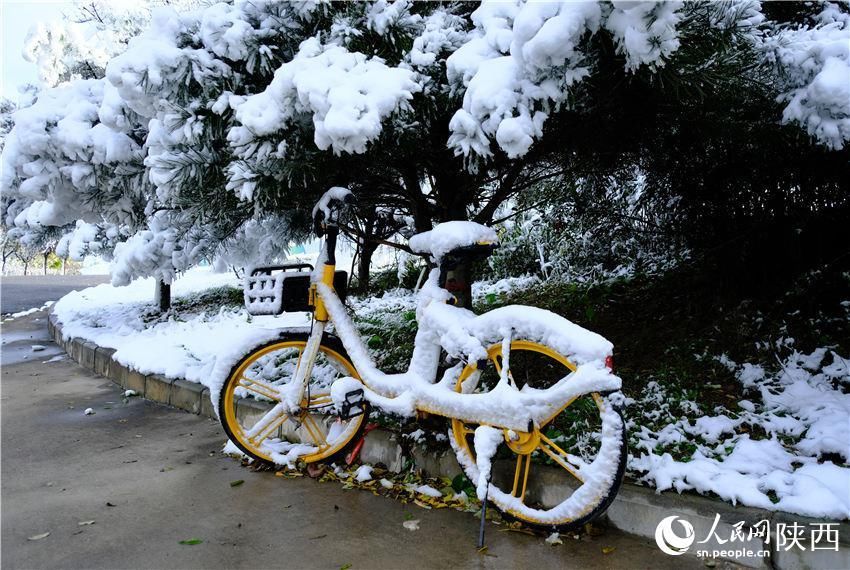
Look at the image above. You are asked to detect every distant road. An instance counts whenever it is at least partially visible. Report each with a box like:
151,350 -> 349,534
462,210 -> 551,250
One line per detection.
0,275 -> 110,314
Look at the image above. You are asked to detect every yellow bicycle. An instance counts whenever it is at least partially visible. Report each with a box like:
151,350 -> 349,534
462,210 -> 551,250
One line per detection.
219,187 -> 627,531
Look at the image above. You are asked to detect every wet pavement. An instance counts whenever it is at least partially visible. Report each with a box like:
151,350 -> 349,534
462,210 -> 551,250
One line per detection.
1,308 -> 715,569
1,275 -> 110,314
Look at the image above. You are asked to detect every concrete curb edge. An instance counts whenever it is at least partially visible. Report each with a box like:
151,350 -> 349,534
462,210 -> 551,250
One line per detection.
48,310 -> 848,569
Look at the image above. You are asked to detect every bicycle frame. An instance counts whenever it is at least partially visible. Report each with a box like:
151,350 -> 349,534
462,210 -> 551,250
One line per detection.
286,225 -> 621,434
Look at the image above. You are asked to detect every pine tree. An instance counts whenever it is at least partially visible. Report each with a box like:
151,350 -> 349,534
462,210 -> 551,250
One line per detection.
1,0 -> 847,293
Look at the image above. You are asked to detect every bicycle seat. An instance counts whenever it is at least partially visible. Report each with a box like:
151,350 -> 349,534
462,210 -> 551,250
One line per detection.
408,221 -> 498,264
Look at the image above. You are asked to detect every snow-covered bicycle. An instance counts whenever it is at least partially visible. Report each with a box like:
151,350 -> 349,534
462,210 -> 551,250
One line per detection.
219,187 -> 627,531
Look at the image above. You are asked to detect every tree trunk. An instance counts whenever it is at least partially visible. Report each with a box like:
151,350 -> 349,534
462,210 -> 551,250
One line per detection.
62,257 -> 66,275
155,280 -> 171,312
357,241 -> 378,294
43,253 -> 48,275
23,262 -> 28,276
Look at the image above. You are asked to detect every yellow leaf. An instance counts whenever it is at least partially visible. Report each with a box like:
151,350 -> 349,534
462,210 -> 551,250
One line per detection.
602,547 -> 615,555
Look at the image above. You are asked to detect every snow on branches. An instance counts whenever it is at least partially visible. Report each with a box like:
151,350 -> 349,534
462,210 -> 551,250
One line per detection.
1,79 -> 143,247
761,3 -> 850,150
231,37 -> 421,156
1,0 -> 848,286
446,1 -> 684,159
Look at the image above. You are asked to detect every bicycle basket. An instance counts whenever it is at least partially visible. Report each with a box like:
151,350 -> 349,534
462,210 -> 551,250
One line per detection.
244,264 -> 348,315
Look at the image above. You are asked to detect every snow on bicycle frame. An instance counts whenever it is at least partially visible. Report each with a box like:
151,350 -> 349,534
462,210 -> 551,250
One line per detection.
228,187 -> 628,528
284,187 -> 622,434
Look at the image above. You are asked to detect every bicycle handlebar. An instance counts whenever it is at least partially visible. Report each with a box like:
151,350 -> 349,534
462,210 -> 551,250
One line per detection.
313,187 -> 356,237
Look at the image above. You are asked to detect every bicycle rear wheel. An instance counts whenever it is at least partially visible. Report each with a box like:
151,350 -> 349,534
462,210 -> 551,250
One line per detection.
220,333 -> 367,465
449,339 -> 627,532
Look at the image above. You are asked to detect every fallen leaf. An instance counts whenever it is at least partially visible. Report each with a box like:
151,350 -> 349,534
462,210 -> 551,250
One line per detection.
106,502 -> 116,507
28,532 -> 50,541
230,480 -> 244,487
309,534 -> 327,540
179,538 -> 203,545
402,520 -> 420,531
477,546 -> 488,554
340,564 -> 352,570
602,546 -> 616,555
274,471 -> 285,477
545,532 -> 563,546
78,520 -> 95,526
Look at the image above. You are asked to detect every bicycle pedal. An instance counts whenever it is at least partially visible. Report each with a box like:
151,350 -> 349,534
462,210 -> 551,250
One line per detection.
340,388 -> 366,420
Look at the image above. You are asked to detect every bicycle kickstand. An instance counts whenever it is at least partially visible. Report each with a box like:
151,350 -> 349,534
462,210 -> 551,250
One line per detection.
476,474 -> 492,550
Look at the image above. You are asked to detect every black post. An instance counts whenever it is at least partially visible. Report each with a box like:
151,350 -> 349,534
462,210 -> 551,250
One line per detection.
156,280 -> 171,312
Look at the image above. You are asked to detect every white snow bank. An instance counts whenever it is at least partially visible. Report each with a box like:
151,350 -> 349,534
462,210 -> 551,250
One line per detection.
630,349 -> 850,520
52,267 -> 310,408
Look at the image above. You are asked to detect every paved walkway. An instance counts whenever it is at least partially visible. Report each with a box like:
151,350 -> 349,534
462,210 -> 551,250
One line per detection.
1,275 -> 110,314
1,310 -> 712,569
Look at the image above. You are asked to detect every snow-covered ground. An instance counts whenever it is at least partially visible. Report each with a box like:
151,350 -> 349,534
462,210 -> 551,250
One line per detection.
50,270 -> 849,520
627,350 -> 850,520
53,268 -> 310,397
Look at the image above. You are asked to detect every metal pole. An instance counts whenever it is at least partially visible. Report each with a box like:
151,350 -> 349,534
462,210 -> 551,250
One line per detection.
477,476 -> 491,549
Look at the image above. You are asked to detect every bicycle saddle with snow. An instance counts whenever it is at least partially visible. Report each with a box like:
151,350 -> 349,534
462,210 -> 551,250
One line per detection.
408,221 -> 499,266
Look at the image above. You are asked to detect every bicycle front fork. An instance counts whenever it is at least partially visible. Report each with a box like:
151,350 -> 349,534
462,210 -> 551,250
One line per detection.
286,320 -> 326,412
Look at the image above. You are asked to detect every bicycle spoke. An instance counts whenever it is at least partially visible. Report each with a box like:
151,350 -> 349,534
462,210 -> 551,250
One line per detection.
249,411 -> 289,445
237,377 -> 281,402
293,348 -> 304,375
245,403 -> 288,440
538,434 -> 584,483
491,353 -> 517,388
301,414 -> 327,449
510,453 -> 532,500
309,393 -> 333,406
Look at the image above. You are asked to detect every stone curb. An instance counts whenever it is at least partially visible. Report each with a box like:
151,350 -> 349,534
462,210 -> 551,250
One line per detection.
48,310 -> 848,569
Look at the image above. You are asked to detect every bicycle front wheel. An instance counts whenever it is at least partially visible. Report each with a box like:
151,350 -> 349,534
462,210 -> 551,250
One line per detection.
450,339 -> 627,532
220,333 -> 367,465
